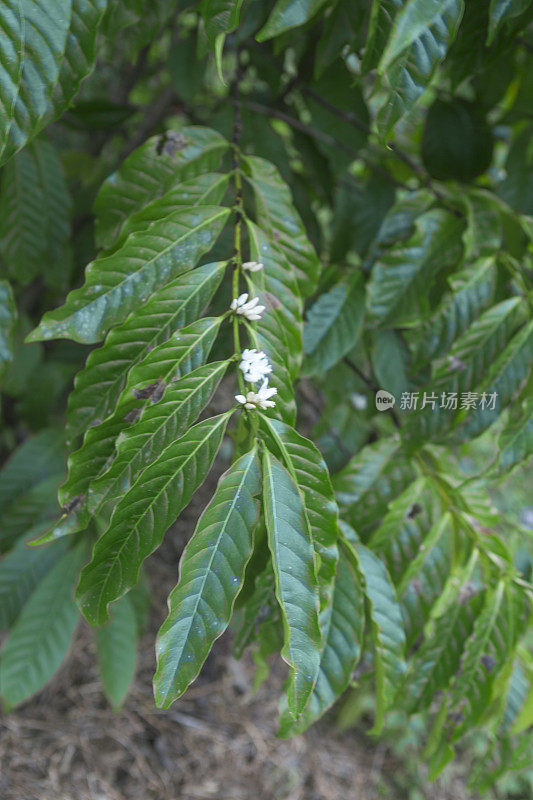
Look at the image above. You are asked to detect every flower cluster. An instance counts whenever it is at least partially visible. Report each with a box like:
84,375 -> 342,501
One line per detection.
239,348 -> 272,382
230,293 -> 265,321
235,380 -> 277,410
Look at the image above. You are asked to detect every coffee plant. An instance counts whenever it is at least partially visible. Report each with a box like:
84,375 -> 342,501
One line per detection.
0,0 -> 532,791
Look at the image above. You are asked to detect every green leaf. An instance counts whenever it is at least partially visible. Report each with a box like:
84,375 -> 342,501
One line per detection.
278,548 -> 365,736
0,280 -> 16,379
0,430 -> 65,548
447,582 -> 527,739
154,448 -> 261,707
76,412 -> 232,625
257,0 -> 329,41
367,210 -> 464,325
0,0 -> 72,165
380,0 -> 463,70
348,541 -> 406,734
262,449 -> 322,717
1,136 -> 72,285
243,155 -> 320,297
111,172 -> 231,253
372,328 -> 411,400
400,534 -> 453,650
28,205 -> 230,344
89,360 -> 230,525
496,399 -> 533,474
0,0 -> 108,165
411,257 -> 496,370
0,537 -> 68,629
303,272 -> 365,375
333,439 -> 416,537
201,0 -> 244,81
66,261 -> 225,436
377,0 -> 465,135
488,0 -> 532,44
258,416 -> 339,605
453,318 -> 533,441
96,593 -> 137,709
404,557 -> 486,712
41,317 -> 224,545
369,478 -> 437,585
0,545 -> 84,709
94,126 -> 229,249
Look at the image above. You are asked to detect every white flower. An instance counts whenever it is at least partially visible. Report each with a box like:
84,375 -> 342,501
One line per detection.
235,379 -> 277,410
230,293 -> 265,321
239,348 -> 272,383
242,260 -> 264,272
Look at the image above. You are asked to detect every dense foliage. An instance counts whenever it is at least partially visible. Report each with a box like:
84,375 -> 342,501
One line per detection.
0,0 -> 532,792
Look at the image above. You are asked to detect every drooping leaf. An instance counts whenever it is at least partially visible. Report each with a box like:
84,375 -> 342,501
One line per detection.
262,449 -> 322,717
348,540 -> 406,734
0,537 -> 68,629
66,261 -> 225,436
0,545 -> 84,709
28,205 -> 230,344
404,556 -> 486,713
0,430 -> 65,549
278,547 -> 365,736
201,0 -> 244,80
76,412 -> 232,625
0,145 -> 53,284
258,416 -> 339,604
444,582 -> 528,742
154,448 -> 261,707
377,0 -> 465,135
96,593 -> 137,709
303,272 -> 365,375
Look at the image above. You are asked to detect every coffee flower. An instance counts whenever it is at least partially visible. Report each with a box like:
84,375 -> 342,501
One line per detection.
242,260 -> 264,272
230,293 -> 265,321
235,379 -> 277,410
239,349 -> 272,383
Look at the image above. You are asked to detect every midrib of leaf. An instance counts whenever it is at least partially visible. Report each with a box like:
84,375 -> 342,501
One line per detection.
157,448 -> 258,696
90,360 -> 229,516
67,262 -> 225,434
85,412 -> 232,622
28,205 -> 230,343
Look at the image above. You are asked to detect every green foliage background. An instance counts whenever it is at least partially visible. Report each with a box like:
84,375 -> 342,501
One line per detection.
0,0 -> 532,794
